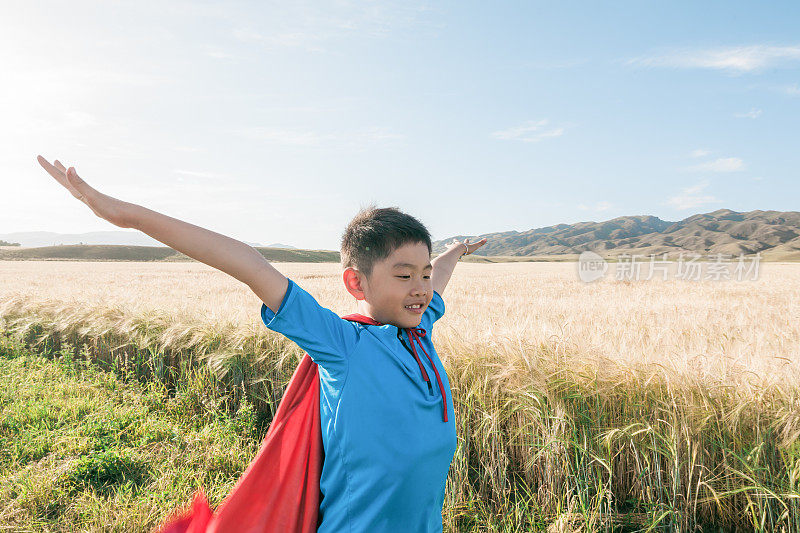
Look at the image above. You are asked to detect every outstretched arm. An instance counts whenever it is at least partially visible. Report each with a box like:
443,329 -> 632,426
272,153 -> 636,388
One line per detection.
431,238 -> 487,295
36,156 -> 288,312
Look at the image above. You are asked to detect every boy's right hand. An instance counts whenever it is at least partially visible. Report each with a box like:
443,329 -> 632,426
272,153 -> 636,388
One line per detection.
37,155 -> 136,229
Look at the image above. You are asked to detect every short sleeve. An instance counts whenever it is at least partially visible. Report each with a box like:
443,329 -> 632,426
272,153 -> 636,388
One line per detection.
419,289 -> 445,334
260,278 -> 359,378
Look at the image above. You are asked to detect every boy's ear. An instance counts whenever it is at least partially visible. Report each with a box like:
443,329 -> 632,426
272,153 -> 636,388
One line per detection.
342,267 -> 367,301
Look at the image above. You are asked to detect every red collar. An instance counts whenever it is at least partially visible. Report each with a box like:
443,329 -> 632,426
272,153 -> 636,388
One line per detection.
339,313 -> 384,326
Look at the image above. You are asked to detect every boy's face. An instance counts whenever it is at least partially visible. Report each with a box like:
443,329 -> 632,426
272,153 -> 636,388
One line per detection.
344,240 -> 433,329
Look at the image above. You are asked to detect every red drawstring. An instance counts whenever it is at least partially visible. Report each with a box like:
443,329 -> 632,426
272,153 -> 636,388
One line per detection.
405,327 -> 448,423
339,313 -> 448,423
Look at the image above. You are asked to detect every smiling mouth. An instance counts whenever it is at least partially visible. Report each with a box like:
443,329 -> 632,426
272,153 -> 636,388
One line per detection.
404,304 -> 425,313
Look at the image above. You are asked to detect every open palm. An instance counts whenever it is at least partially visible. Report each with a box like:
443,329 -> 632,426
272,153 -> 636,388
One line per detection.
36,156 -> 134,228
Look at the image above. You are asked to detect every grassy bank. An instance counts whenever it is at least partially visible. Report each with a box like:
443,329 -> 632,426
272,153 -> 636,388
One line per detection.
0,243 -> 566,263
0,244 -> 342,263
0,332 -> 266,532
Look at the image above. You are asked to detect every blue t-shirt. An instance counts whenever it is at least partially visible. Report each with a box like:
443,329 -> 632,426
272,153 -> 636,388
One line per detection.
260,278 -> 457,532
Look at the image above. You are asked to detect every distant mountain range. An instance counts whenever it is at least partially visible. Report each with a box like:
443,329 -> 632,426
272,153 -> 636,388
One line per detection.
0,230 -> 294,250
3,209 -> 799,261
433,209 -> 800,260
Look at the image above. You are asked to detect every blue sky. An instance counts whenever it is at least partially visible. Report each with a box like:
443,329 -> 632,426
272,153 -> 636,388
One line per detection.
3,1 -> 799,250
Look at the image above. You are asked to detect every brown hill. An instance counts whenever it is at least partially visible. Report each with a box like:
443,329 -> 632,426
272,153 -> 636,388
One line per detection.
3,209 -> 798,263
434,209 -> 800,260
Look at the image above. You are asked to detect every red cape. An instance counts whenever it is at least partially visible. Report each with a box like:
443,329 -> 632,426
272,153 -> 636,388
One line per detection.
155,313 -> 382,533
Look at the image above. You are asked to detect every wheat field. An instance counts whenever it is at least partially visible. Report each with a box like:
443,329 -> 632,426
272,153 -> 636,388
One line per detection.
2,259 -> 800,531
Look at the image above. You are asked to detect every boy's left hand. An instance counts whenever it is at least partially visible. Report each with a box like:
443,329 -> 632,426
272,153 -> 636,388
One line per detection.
448,237 -> 487,256
432,237 -> 488,294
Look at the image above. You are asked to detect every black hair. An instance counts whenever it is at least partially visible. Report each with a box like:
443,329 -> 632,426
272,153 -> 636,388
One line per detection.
340,204 -> 432,279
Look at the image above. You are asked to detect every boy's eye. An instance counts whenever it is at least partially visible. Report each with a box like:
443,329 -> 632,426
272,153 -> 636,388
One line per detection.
396,275 -> 431,279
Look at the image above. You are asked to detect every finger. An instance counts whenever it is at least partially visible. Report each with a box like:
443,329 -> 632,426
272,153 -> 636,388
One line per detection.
36,156 -> 88,202
468,238 -> 487,251
37,155 -> 70,189
54,160 -> 67,173
66,166 -> 90,196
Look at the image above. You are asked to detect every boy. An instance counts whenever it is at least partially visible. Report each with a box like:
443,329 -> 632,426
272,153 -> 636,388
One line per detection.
36,157 -> 487,531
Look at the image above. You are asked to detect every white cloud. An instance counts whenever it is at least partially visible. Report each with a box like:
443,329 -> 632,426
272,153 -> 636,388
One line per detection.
734,108 -> 762,119
233,126 -> 405,148
628,45 -> 800,73
685,157 -> 745,173
781,84 -> 800,96
53,110 -> 103,130
173,169 -> 227,181
763,83 -> 800,98
228,2 -> 438,53
684,183 -> 708,195
577,201 -> 613,212
206,49 -> 235,60
491,119 -> 565,143
690,149 -> 711,158
233,28 -> 328,53
666,181 -> 722,210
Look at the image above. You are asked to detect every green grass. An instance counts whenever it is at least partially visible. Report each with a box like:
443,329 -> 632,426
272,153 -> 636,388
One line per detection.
0,333 -> 264,532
